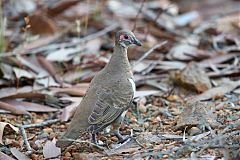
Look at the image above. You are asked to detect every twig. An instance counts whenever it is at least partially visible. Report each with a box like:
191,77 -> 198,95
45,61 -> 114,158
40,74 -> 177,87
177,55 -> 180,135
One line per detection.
21,119 -> 60,129
18,126 -> 32,155
132,0 -> 146,32
133,41 -> 168,66
15,119 -> 60,155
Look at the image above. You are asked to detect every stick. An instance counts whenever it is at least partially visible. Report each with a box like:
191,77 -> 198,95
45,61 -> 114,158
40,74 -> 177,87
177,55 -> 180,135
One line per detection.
18,126 -> 32,154
16,119 -> 60,154
132,0 -> 146,32
21,119 -> 60,129
133,41 -> 167,66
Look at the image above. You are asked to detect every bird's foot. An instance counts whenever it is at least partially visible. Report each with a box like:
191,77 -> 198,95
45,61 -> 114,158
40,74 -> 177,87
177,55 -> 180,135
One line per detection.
113,131 -> 131,144
91,134 -> 105,147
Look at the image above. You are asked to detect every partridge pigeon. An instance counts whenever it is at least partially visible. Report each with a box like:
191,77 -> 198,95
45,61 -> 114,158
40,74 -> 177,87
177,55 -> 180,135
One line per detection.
56,30 -> 142,149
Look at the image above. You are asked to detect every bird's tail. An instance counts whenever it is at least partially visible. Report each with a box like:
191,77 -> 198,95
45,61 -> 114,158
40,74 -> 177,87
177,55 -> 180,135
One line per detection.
56,127 -> 83,150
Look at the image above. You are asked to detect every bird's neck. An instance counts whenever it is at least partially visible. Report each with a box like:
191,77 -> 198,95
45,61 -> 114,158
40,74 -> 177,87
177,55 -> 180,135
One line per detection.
105,44 -> 132,75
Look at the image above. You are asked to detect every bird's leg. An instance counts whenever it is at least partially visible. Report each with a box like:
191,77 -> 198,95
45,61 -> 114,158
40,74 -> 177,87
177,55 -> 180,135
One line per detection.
91,134 -> 105,146
111,111 -> 131,144
91,133 -> 98,144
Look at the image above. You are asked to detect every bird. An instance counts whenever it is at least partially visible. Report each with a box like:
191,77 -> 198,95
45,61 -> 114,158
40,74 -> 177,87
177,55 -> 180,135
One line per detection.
56,30 -> 142,149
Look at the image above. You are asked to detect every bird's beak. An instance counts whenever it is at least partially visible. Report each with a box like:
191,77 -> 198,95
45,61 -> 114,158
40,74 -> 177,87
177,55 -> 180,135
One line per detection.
133,37 -> 142,46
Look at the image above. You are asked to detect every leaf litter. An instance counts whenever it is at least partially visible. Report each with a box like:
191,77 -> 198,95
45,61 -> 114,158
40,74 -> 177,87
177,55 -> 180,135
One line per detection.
0,0 -> 240,159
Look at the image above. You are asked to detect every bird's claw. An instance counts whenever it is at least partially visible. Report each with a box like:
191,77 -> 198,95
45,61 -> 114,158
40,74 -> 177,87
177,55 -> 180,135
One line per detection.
113,131 -> 131,144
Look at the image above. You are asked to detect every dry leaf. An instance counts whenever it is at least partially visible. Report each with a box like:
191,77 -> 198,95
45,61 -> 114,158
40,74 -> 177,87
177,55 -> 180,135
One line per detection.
199,53 -> 237,67
10,148 -> 29,160
13,67 -> 35,79
173,11 -> 200,27
36,72 -> 60,87
0,101 -> 30,115
107,0 -> 137,18
60,102 -> 80,122
156,61 -> 186,70
188,80 -> 240,102
47,0 -> 79,17
2,100 -> 58,113
46,47 -> 84,62
51,84 -> 89,96
43,140 -> 61,159
16,33 -> 62,52
36,55 -> 57,78
29,13 -> 57,35
168,43 -> 211,61
0,122 -> 19,145
0,151 -> 16,160
0,63 -> 14,80
0,86 -> 44,99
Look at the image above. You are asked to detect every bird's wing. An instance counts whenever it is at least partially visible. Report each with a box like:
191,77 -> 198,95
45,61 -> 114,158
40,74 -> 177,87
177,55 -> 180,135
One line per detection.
87,79 -> 134,133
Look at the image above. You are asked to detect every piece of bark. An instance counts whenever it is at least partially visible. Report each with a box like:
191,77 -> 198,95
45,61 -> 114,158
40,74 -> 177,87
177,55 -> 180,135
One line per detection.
175,101 -> 216,131
174,61 -> 211,92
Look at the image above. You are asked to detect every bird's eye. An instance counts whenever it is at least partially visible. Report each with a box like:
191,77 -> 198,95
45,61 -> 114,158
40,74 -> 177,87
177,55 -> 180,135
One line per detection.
124,35 -> 129,39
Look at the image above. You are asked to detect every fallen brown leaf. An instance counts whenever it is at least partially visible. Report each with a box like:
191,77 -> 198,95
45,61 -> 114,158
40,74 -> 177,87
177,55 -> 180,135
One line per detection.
0,122 -> 19,145
36,55 -> 57,77
60,102 -> 80,122
188,80 -> 240,102
2,100 -> 58,113
29,12 -> 57,35
0,86 -> 45,99
51,83 -> 89,96
0,101 -> 30,115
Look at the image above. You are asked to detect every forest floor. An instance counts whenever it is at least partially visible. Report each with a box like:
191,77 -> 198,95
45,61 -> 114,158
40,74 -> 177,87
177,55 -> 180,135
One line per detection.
0,0 -> 239,159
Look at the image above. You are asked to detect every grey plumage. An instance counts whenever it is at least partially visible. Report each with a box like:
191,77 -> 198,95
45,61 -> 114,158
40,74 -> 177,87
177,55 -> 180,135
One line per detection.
56,30 -> 141,149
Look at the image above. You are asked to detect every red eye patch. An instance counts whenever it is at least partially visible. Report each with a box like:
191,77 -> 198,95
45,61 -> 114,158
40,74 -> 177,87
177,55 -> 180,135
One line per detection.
120,34 -> 130,41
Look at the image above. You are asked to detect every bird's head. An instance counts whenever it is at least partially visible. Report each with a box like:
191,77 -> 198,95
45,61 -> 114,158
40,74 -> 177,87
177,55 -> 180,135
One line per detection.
115,30 -> 142,48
